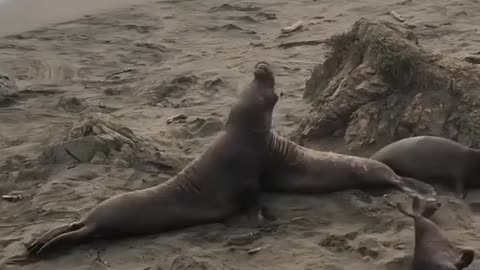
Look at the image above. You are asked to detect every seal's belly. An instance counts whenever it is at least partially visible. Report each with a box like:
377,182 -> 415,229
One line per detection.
385,155 -> 457,183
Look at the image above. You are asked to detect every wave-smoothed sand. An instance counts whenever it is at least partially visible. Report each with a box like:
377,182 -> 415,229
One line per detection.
1,0 -> 480,269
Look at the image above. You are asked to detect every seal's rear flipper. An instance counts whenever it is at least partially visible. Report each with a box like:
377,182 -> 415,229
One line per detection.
2,253 -> 38,266
35,225 -> 95,256
455,249 -> 475,269
401,177 -> 437,197
27,224 -> 75,254
396,177 -> 437,203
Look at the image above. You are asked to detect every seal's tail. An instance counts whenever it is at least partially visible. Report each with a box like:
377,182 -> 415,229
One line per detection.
398,176 -> 437,200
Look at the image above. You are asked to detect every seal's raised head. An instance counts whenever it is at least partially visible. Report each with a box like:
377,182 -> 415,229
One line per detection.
226,61 -> 278,133
253,61 -> 275,89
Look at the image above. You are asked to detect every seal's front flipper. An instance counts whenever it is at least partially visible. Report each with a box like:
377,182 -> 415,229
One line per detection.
244,195 -> 274,228
237,179 -> 271,227
245,204 -> 266,228
261,205 -> 276,221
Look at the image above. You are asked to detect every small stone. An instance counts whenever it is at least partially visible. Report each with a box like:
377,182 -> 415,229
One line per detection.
90,152 -> 108,164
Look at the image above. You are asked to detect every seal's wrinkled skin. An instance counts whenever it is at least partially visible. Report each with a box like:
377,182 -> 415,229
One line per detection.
384,196 -> 475,270
17,62 -> 278,261
260,132 -> 437,199
371,135 -> 480,198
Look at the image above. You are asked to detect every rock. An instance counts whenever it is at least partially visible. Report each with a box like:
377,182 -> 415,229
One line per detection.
41,113 -> 183,172
90,151 -> 108,164
298,18 -> 480,149
44,136 -> 105,164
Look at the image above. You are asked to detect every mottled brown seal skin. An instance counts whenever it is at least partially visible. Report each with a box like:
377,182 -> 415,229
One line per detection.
384,195 -> 475,270
260,132 -> 437,199
19,62 -> 279,260
370,135 -> 480,198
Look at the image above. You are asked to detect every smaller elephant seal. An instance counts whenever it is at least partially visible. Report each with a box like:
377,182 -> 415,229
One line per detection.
13,62 -> 279,261
384,195 -> 475,270
260,132 -> 437,199
370,135 -> 480,198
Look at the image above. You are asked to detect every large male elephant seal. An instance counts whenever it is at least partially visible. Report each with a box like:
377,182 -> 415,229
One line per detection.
370,135 -> 480,198
383,195 -> 475,270
19,62 -> 279,259
260,132 -> 436,199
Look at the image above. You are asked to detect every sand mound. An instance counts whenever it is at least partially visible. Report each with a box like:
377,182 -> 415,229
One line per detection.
298,18 -> 480,150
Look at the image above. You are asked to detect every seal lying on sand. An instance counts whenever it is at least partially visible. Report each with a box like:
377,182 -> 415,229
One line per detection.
260,132 -> 436,199
371,135 -> 480,198
21,62 -> 279,259
384,195 -> 475,270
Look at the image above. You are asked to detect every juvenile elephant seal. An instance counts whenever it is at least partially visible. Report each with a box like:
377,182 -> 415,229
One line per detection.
260,132 -> 436,199
19,62 -> 279,259
370,136 -> 480,198
384,195 -> 475,270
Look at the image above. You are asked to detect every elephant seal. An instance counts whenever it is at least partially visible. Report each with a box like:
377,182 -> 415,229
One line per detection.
19,62 -> 279,260
370,136 -> 480,198
260,132 -> 437,199
383,195 -> 475,270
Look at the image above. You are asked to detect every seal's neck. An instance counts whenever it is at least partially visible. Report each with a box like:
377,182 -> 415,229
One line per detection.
225,124 -> 270,138
224,108 -> 273,137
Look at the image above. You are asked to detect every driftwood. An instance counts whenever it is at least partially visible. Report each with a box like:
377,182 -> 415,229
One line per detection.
298,18 -> 480,149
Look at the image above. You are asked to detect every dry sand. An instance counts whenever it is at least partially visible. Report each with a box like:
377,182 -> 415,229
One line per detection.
1,0 -> 480,269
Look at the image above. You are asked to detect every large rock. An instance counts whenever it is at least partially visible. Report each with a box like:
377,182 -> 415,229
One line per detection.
298,18 -> 480,149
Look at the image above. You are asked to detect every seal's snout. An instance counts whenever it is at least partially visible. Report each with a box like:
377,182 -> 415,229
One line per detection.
253,61 -> 274,85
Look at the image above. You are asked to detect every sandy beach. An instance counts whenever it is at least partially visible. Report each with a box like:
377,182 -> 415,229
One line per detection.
1,0 -> 480,269
0,0 -> 153,36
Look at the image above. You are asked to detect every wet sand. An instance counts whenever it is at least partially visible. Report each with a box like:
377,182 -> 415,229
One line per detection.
1,0 -> 480,269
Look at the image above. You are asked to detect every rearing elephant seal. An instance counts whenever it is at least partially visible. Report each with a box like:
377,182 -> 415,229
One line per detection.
260,132 -> 436,199
21,62 -> 279,259
370,135 -> 480,198
383,195 -> 475,270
